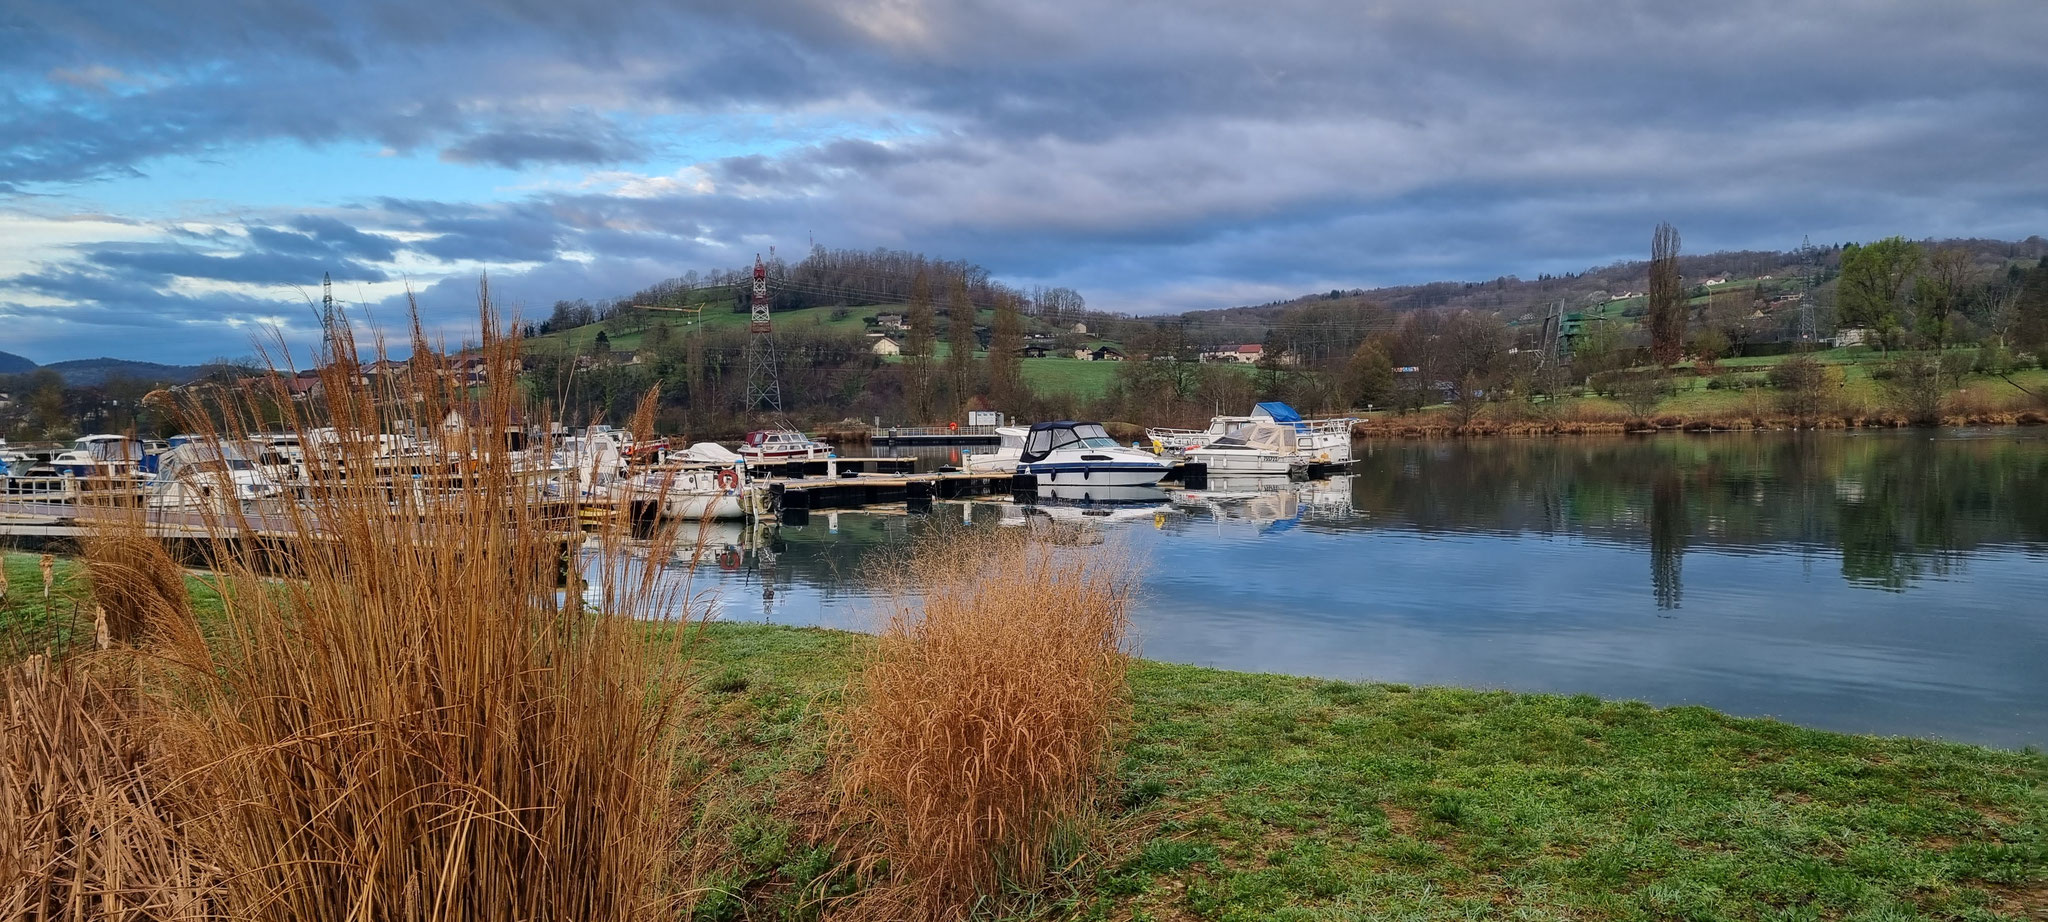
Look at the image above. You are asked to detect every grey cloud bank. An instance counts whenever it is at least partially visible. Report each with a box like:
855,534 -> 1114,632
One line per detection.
3,0 -> 2045,362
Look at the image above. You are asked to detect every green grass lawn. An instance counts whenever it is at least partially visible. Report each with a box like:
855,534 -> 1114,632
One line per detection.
1021,357 -> 1126,401
8,555 -> 2042,919
1,550 -> 227,653
686,622 -> 2045,921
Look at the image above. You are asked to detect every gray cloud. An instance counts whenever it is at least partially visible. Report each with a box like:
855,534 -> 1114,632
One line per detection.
5,0 -> 2048,360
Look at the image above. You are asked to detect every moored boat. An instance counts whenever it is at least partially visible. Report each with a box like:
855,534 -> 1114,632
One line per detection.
1183,420 -> 1307,476
1016,421 -> 1169,487
737,429 -> 833,461
620,463 -> 761,520
1148,401 -> 1355,464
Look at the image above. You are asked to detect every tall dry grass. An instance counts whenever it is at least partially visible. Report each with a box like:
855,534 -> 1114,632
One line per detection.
77,511 -> 193,648
4,287 -> 711,920
831,525 -> 1136,920
1,656 -> 217,921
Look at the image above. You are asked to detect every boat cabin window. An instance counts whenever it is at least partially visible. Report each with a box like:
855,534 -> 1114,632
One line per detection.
1027,424 -> 1118,459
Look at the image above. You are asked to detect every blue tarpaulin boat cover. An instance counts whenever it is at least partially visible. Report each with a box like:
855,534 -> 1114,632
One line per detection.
1252,402 -> 1302,423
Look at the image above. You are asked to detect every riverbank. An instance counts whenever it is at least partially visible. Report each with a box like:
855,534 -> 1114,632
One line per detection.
7,553 -> 2043,919
690,621 -> 2045,920
1353,364 -> 2048,438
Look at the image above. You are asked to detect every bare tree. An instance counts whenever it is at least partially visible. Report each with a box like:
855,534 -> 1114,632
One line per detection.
905,270 -> 937,421
1770,355 -> 1833,424
1611,371 -> 1672,420
987,292 -> 1024,408
1648,222 -> 1686,366
945,274 -> 978,407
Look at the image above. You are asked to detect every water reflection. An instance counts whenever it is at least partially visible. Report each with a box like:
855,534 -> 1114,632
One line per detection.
1341,429 -> 2048,595
600,429 -> 2048,748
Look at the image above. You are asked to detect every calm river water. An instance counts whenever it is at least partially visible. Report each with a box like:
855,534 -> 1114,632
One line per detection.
617,429 -> 2048,749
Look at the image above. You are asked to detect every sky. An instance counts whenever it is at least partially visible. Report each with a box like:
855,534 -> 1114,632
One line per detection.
3,0 -> 2046,365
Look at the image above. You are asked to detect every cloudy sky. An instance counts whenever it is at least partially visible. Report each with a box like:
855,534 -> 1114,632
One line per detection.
3,0 -> 2045,364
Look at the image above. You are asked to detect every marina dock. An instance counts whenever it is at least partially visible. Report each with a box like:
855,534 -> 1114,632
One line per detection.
867,425 -> 1004,446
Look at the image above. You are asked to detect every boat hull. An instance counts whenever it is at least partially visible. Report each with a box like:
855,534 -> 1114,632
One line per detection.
1021,463 -> 1168,487
1185,449 -> 1299,475
656,492 -> 749,520
737,447 -> 832,461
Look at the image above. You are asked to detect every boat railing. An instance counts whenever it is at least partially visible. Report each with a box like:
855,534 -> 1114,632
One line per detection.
1145,427 -> 1210,451
868,424 -> 1003,440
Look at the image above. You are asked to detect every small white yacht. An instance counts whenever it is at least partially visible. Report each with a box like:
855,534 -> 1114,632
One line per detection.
147,440 -> 284,509
962,426 -> 1027,473
1015,421 -> 1169,487
1184,420 -> 1307,476
620,463 -> 760,520
737,429 -> 833,461
1149,401 -> 1356,464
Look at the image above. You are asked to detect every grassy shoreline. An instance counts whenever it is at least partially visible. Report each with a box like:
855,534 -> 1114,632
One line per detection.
691,620 -> 2044,920
8,552 -> 2043,919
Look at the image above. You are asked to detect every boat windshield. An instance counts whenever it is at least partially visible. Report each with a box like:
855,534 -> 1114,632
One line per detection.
1072,423 -> 1119,448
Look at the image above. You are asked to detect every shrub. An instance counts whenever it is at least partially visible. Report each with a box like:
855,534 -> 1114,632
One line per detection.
1769,355 -> 1835,423
833,525 -> 1136,920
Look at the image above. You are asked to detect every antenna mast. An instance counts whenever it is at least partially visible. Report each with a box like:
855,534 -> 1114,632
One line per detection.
745,254 -> 783,413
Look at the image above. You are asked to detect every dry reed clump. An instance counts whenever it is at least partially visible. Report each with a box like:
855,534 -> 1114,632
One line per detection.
96,292 -> 706,921
0,656 -> 220,921
76,509 -> 193,647
830,525 -> 1137,920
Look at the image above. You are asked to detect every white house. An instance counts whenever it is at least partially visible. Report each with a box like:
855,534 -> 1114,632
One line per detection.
1831,328 -> 1871,348
869,334 -> 902,356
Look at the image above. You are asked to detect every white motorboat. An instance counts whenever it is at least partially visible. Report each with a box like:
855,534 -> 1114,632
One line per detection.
1184,420 -> 1307,476
620,464 -> 761,520
147,440 -> 284,509
962,426 -> 1026,473
1149,401 -> 1355,464
737,429 -> 833,461
1016,421 -> 1169,487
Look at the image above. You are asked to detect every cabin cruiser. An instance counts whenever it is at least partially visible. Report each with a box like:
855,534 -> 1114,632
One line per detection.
619,463 -> 761,520
1015,421 -> 1169,487
962,426 -> 1026,473
147,440 -> 284,509
1148,402 -> 1355,464
1183,420 -> 1307,476
737,429 -> 833,461
550,431 -> 629,498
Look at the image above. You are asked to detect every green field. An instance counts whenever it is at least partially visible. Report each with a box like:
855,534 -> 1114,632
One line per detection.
522,301 -> 898,354
688,622 -> 2045,921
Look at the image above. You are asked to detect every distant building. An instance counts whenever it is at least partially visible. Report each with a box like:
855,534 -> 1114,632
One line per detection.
870,334 -> 902,356
1086,346 -> 1126,362
1016,344 -> 1049,358
1203,343 -> 1264,364
875,313 -> 906,330
1831,328 -> 1871,348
